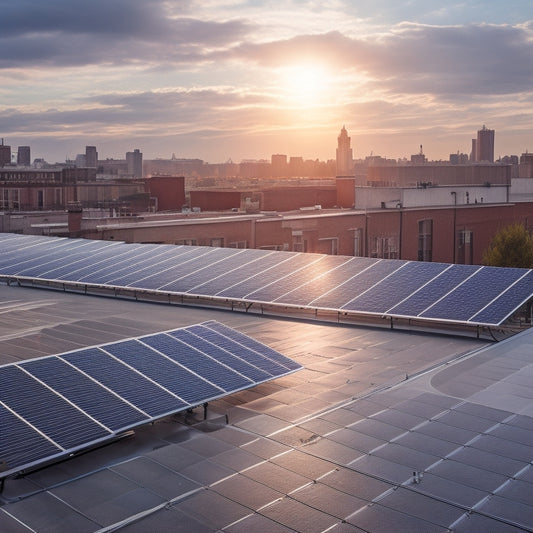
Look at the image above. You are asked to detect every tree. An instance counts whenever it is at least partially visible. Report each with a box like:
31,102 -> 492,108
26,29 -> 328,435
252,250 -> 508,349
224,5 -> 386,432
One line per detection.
482,223 -> 533,268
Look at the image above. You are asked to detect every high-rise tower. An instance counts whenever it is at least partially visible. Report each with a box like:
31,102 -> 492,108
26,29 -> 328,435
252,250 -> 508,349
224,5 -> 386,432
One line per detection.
0,139 -> 11,167
126,149 -> 143,178
336,126 -> 353,175
475,125 -> 495,162
85,146 -> 98,167
271,154 -> 287,177
17,146 -> 31,166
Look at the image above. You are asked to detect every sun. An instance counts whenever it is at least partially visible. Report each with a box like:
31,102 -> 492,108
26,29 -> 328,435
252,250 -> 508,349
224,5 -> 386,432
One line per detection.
278,63 -> 332,107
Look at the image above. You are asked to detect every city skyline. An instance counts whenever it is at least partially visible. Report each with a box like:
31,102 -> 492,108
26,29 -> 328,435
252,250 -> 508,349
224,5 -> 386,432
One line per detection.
1,1 -> 533,163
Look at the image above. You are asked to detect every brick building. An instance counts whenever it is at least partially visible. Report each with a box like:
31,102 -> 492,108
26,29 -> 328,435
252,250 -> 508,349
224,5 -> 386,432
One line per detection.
86,194 -> 533,265
0,167 -> 148,211
366,163 -> 511,187
189,185 -> 336,213
145,176 -> 186,211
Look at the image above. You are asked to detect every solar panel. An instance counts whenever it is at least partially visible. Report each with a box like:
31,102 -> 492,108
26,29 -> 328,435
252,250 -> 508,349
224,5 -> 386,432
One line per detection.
419,266 -> 526,321
1,233 -> 532,327
312,259 -> 408,309
75,246 -> 176,284
0,320 -> 301,478
469,270 -> 533,324
186,248 -> 279,294
386,264 -> 475,317
352,261 -> 450,314
273,255 -> 374,306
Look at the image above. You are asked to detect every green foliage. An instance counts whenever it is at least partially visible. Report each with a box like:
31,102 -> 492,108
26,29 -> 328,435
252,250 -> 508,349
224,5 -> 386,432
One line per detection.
482,224 -> 533,268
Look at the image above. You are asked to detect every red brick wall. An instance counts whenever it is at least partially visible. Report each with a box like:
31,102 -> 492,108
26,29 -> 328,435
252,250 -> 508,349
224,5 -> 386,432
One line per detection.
94,202 -> 533,267
336,177 -> 356,208
146,176 -> 185,211
261,186 -> 336,211
189,190 -> 241,211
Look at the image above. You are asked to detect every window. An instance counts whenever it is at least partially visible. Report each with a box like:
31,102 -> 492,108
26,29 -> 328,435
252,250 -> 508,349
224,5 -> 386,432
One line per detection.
2,189 -> 20,210
353,228 -> 362,257
418,219 -> 433,262
210,237 -> 224,247
259,243 -> 290,251
12,189 -> 20,209
0,189 -> 7,209
371,236 -> 398,259
457,230 -> 473,265
318,237 -> 339,255
175,239 -> 197,246
228,240 -> 247,248
292,232 -> 307,252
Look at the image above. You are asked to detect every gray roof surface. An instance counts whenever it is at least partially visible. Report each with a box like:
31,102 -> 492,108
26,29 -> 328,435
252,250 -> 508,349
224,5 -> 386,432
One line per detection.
1,284 -> 533,532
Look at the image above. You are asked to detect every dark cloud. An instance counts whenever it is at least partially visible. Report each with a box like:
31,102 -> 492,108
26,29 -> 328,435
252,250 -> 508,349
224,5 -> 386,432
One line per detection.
0,0 -> 170,37
0,0 -> 252,68
366,22 -> 533,95
3,1 -> 532,101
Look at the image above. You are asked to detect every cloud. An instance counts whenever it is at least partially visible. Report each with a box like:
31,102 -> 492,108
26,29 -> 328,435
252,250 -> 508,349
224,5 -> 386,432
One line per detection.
228,22 -> 533,97
3,1 -> 532,100
368,22 -> 533,95
0,88 -> 275,135
1,2 -> 533,162
0,0 -> 252,68
0,0 -> 169,37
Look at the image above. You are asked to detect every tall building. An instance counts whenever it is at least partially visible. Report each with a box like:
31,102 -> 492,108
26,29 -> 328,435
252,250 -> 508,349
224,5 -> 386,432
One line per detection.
85,146 -> 98,167
336,126 -> 353,175
271,154 -> 287,177
17,146 -> 31,166
75,153 -> 87,167
288,156 -> 304,177
471,138 -> 477,161
126,148 -> 143,178
475,125 -> 495,162
0,139 -> 11,167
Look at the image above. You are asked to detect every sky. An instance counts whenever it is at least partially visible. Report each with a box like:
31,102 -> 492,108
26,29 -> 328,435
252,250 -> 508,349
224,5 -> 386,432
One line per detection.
1,0 -> 533,164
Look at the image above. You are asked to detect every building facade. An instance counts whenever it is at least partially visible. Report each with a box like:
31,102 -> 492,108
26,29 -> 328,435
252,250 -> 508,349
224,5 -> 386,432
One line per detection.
85,146 -> 98,168
271,154 -> 288,177
84,195 -> 533,266
0,166 -> 148,212
126,149 -> 143,178
0,140 -> 11,167
16,146 -> 31,166
366,162 -> 511,187
476,125 -> 495,162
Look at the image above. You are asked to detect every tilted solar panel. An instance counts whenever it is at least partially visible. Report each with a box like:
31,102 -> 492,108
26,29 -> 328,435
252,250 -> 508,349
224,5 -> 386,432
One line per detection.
0,321 -> 301,478
469,270 -> 533,324
348,261 -> 450,315
311,259 -> 406,309
214,252 -> 322,300
1,233 -> 533,327
419,266 -> 525,321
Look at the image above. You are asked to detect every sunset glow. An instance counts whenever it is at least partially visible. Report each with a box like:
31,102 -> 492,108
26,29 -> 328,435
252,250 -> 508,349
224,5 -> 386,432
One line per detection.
278,64 -> 333,107
1,1 -> 533,162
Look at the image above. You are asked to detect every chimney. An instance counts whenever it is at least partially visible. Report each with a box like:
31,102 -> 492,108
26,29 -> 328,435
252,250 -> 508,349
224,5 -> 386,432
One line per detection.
67,202 -> 83,236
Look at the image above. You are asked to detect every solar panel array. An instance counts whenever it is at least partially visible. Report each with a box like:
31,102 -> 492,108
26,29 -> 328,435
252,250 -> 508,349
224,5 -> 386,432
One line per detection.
1,233 -> 532,326
0,320 -> 301,478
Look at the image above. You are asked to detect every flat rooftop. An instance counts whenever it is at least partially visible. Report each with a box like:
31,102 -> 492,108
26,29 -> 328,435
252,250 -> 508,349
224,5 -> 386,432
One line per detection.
2,284 -> 533,531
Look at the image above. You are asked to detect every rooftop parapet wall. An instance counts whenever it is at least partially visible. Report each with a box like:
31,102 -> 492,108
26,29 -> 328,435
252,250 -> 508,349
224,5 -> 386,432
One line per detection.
355,184 -> 508,209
